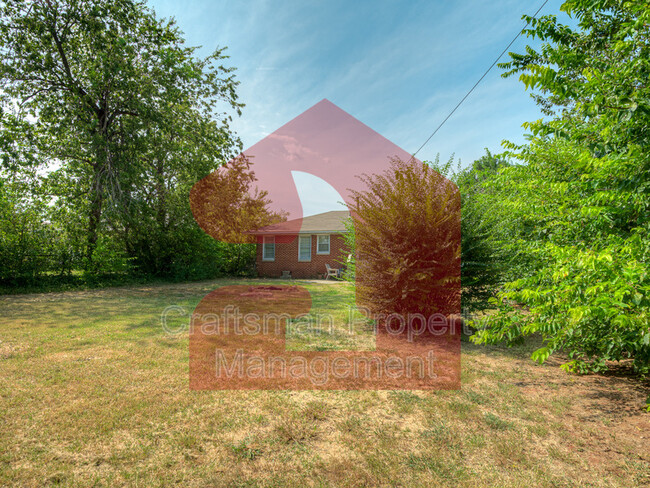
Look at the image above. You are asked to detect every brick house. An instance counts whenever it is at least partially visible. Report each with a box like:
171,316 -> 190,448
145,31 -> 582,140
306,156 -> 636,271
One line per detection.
251,210 -> 349,279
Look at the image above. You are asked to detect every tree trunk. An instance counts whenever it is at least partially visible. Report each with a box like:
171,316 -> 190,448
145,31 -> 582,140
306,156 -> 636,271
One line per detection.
86,170 -> 103,264
87,118 -> 109,266
155,159 -> 166,230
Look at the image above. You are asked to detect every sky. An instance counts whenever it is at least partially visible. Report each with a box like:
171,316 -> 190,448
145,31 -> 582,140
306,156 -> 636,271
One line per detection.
146,0 -> 569,214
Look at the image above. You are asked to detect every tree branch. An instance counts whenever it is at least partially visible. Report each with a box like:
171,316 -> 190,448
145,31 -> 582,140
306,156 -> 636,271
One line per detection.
41,0 -> 100,117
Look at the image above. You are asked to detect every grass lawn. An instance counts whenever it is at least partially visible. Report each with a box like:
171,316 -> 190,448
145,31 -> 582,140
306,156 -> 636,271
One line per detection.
0,279 -> 648,487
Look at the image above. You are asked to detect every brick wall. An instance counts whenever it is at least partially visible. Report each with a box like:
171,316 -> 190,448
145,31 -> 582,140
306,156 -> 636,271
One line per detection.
255,233 -> 348,279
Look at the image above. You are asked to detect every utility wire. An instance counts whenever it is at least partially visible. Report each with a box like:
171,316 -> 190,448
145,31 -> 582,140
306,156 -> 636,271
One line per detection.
412,0 -> 549,157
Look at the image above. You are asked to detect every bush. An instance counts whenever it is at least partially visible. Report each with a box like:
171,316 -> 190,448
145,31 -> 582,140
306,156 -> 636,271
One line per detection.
470,141 -> 650,374
347,158 -> 461,317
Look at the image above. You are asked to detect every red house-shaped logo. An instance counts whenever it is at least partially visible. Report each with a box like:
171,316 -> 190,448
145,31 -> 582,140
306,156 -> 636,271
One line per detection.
188,99 -> 461,390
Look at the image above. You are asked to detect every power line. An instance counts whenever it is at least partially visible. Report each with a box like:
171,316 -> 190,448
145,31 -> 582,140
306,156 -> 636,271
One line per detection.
412,0 -> 549,157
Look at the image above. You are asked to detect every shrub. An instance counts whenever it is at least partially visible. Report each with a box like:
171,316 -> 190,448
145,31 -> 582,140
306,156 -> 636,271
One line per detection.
347,158 -> 461,317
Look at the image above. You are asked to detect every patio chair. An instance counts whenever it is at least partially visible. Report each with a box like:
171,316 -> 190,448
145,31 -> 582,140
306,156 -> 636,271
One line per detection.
325,263 -> 340,280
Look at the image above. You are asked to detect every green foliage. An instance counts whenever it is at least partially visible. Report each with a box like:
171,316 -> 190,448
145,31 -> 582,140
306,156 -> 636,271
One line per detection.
454,150 -> 510,311
340,217 -> 356,282
472,140 -> 650,374
0,177 -> 53,283
85,236 -> 131,275
473,0 -> 650,374
0,0 -> 251,287
500,0 -> 650,153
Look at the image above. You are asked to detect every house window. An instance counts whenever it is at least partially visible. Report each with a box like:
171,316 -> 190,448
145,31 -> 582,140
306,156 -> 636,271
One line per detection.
298,235 -> 311,261
317,234 -> 330,254
262,236 -> 275,261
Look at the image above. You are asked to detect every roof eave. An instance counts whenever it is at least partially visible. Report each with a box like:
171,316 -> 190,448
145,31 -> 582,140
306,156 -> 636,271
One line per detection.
247,229 -> 348,235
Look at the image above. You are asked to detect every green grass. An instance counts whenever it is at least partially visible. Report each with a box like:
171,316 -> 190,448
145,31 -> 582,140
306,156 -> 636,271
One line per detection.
284,282 -> 375,351
0,279 -> 648,487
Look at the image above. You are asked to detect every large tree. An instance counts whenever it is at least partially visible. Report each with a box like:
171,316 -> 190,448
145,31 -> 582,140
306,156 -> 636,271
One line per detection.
471,0 -> 650,374
0,0 -> 242,268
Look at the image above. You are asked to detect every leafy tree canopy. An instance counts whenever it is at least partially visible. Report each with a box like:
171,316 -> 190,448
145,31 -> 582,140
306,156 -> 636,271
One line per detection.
471,0 -> 650,374
0,0 -> 252,283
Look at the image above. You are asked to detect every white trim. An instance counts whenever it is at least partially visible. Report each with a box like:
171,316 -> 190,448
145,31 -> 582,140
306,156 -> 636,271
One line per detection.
298,235 -> 311,262
316,234 -> 330,255
262,236 -> 275,261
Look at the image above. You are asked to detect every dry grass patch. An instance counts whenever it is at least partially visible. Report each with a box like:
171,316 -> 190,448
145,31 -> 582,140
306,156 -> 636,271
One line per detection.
0,279 -> 648,487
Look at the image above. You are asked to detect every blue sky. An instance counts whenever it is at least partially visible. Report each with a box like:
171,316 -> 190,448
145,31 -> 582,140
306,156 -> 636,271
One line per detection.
147,0 -> 567,167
